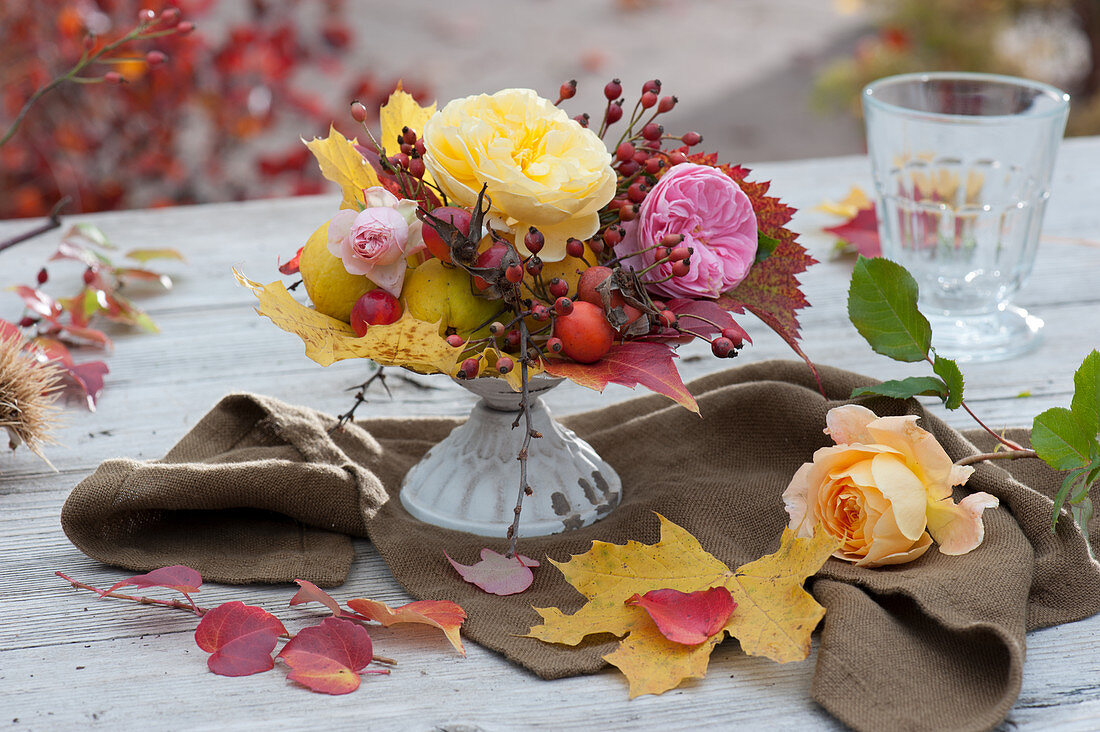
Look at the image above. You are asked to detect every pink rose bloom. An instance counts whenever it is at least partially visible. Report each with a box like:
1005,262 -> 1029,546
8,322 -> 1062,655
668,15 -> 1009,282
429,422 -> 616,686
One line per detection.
328,187 -> 424,296
617,163 -> 758,299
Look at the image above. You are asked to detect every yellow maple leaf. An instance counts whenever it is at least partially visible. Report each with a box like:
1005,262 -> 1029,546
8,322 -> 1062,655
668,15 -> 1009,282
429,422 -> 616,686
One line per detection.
816,185 -> 872,218
234,269 -> 460,373
303,125 -> 382,210
379,84 -> 437,188
527,514 -> 837,698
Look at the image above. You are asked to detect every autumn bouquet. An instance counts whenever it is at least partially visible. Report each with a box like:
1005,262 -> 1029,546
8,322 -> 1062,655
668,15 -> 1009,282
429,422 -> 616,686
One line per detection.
238,80 -> 815,411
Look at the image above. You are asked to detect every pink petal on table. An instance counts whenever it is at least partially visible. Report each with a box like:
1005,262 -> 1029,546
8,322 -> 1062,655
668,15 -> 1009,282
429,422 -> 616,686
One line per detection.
445,548 -> 539,595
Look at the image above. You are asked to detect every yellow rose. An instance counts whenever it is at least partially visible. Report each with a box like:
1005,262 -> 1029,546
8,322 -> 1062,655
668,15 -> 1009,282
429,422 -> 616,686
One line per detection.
421,88 -> 616,262
782,404 -> 999,568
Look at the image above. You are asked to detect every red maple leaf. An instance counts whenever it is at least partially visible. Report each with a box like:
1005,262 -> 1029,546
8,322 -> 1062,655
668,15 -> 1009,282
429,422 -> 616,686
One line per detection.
104,565 -> 202,596
195,601 -> 287,677
278,246 -> 303,275
445,548 -> 539,596
542,342 -> 698,413
824,205 -> 881,257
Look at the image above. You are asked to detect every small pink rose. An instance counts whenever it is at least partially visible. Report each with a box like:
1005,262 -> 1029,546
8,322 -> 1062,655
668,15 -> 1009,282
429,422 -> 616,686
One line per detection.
617,163 -> 758,299
327,188 -> 423,296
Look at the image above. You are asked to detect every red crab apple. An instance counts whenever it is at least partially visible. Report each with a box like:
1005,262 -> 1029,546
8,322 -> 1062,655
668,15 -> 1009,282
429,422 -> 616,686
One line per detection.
552,301 -> 615,363
350,290 -> 402,335
422,206 -> 473,263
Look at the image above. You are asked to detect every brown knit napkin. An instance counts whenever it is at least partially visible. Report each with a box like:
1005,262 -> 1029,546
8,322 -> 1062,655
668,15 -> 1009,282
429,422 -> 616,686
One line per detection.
61,361 -> 1100,732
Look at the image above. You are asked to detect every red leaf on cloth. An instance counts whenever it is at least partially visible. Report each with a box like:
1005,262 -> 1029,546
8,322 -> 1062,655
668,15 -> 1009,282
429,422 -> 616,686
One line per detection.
626,587 -> 737,645
346,598 -> 467,655
445,548 -> 539,596
542,342 -> 698,413
824,205 -> 881,257
278,246 -> 303,275
9,285 -> 63,323
277,617 -> 379,694
104,565 -> 202,596
195,601 -> 287,677
289,579 -> 346,616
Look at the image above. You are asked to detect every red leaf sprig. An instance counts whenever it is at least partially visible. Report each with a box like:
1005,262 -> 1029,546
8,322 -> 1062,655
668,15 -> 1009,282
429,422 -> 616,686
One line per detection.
55,566 -> 468,694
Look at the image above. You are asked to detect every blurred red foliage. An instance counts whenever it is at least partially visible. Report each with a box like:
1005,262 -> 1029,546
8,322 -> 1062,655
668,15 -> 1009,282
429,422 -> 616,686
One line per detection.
0,0 -> 429,219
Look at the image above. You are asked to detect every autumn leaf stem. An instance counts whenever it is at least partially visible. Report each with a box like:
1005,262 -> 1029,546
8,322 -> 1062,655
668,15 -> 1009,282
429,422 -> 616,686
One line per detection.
954,448 -> 1038,467
55,571 -> 206,616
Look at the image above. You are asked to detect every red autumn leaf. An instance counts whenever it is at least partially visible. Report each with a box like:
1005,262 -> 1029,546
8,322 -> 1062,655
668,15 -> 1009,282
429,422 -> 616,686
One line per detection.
51,238 -> 111,269
277,617 -> 379,694
445,548 -> 539,596
104,565 -> 203,596
195,601 -> 287,677
28,336 -> 110,411
666,299 -> 751,344
278,246 -> 303,275
9,285 -> 63,323
542,342 -> 698,413
626,587 -> 737,645
289,579 -> 346,617
117,268 -> 173,289
346,598 -> 467,655
824,205 -> 881,257
57,323 -> 113,350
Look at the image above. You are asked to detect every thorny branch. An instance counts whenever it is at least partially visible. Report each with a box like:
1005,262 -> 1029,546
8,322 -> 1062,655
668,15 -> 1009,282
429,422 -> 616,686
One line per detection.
331,365 -> 392,431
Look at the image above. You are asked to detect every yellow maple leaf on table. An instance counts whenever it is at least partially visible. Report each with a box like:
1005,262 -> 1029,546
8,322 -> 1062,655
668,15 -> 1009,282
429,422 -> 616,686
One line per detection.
234,269 -> 460,374
303,126 -> 382,211
527,514 -> 837,698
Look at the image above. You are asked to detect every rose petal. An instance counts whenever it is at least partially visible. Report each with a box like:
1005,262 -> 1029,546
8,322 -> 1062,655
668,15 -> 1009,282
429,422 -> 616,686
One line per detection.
869,453 -> 928,541
926,492 -> 999,555
825,404 -> 878,445
856,531 -> 933,567
867,415 -> 956,494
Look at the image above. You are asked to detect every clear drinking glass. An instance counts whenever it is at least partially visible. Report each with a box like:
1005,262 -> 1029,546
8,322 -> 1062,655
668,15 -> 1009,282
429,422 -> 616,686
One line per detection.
862,72 -> 1070,361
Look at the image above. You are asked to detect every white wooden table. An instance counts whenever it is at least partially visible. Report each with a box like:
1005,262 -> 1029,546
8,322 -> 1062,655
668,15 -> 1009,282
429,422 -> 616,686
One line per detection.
3,139 -> 1100,731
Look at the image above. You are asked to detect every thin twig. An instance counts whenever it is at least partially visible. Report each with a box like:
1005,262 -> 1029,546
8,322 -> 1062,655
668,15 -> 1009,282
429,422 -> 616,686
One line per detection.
331,366 -> 391,431
55,571 -> 207,616
506,320 -> 535,558
0,197 -> 69,255
954,449 -> 1038,467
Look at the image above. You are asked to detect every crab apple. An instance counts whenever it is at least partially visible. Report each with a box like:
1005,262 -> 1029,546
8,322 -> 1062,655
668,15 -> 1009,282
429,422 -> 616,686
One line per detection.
641,123 -> 662,141
505,263 -> 524,283
350,290 -> 403,335
669,245 -> 691,261
640,91 -> 657,109
576,266 -> 615,306
605,102 -> 623,124
473,242 -> 510,290
559,80 -> 577,100
604,78 -> 623,100
565,237 -> 585,258
445,334 -> 465,347
553,301 -> 615,363
658,309 -> 677,328
530,303 -> 551,322
617,160 -> 639,177
525,257 -> 543,277
505,329 -> 521,349
548,277 -> 569,298
546,336 -> 564,353
616,142 -> 635,162
658,95 -> 677,113
422,206 -> 472,263
524,228 -> 544,254
554,296 -> 574,315
497,356 -> 514,374
671,259 -> 691,277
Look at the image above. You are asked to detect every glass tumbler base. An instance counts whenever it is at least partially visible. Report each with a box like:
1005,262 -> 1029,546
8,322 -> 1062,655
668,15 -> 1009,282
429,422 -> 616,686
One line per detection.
927,305 -> 1043,363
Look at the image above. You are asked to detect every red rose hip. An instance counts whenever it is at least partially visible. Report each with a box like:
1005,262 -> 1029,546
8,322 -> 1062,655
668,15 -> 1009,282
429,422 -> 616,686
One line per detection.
552,301 -> 615,364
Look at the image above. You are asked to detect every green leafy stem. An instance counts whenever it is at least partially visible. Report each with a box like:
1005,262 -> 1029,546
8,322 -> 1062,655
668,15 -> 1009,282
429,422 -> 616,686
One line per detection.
847,255 -> 1100,534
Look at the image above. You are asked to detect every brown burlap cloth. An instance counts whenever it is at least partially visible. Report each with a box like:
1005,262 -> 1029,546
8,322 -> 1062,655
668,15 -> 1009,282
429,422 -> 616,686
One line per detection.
61,360 -> 1100,731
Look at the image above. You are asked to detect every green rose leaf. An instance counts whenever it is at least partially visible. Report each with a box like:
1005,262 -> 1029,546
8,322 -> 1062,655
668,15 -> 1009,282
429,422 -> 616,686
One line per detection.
1070,349 -> 1100,437
1032,406 -> 1096,471
847,256 -> 932,362
931,353 -> 965,410
851,376 -> 948,402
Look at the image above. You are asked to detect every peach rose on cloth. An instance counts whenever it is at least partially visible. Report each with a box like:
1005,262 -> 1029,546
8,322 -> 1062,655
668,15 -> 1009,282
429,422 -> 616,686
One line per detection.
782,404 -> 999,568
